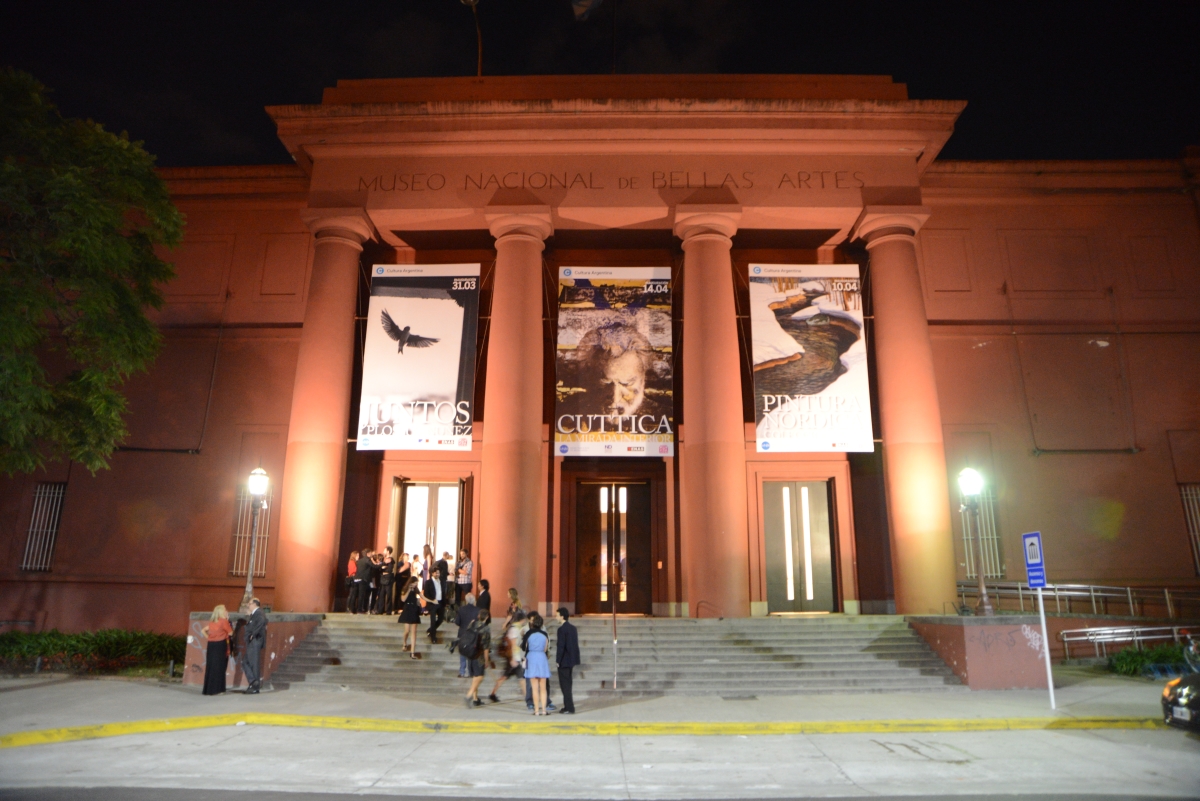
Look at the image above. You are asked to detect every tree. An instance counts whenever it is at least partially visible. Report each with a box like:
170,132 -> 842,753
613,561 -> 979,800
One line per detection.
0,69 -> 183,474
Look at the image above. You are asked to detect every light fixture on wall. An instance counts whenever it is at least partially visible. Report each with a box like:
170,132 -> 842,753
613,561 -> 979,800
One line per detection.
240,467 -> 269,612
958,468 -> 994,616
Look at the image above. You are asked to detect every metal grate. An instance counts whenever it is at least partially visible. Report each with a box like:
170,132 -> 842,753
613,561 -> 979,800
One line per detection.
21,482 -> 66,572
230,487 -> 271,578
962,487 -> 1004,579
1182,484 -> 1200,576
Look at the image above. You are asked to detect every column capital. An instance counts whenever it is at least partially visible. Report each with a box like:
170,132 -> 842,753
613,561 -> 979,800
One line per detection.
852,205 -> 931,247
299,207 -> 376,245
673,205 -> 742,241
485,206 -> 553,241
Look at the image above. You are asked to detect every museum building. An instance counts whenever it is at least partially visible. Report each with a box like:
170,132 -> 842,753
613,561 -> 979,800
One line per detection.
2,75 -> 1199,634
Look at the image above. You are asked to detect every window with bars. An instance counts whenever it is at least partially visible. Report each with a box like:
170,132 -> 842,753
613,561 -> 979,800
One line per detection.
229,487 -> 271,578
961,487 -> 1004,579
1181,484 -> 1200,576
21,482 -> 67,572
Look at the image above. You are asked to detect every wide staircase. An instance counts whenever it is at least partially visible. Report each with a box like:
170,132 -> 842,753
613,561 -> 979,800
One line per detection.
271,614 -> 963,698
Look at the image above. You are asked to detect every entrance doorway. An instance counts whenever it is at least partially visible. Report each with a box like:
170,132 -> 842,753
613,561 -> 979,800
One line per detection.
762,480 -> 838,612
396,480 -> 464,565
574,481 -> 653,615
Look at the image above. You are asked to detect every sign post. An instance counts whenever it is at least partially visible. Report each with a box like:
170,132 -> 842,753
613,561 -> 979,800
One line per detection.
1023,531 -> 1055,710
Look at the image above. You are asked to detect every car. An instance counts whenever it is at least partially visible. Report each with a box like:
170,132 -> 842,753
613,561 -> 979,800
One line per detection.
1161,635 -> 1199,732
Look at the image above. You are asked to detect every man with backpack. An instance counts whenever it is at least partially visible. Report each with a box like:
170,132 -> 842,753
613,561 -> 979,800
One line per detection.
462,608 -> 492,708
452,593 -> 481,677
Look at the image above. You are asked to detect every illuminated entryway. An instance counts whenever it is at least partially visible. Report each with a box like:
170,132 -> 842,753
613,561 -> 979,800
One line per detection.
394,479 -> 465,562
762,480 -> 837,612
575,481 -> 653,615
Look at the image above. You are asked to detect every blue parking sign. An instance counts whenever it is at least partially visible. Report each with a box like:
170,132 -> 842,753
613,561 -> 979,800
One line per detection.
1023,531 -> 1046,588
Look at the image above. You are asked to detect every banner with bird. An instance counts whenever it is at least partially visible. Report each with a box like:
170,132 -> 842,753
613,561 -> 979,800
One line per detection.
357,264 -> 481,451
747,264 -> 874,453
554,266 -> 674,457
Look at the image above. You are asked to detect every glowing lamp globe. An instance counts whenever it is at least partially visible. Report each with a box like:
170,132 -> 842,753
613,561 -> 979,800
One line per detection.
248,467 -> 269,497
957,467 -> 984,498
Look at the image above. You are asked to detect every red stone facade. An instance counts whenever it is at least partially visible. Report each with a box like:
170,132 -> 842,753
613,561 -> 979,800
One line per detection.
1,76 -> 1197,633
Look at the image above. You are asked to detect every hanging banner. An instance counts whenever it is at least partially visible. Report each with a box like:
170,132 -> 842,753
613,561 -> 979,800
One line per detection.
554,266 -> 674,457
356,264 -> 480,451
748,263 -> 873,453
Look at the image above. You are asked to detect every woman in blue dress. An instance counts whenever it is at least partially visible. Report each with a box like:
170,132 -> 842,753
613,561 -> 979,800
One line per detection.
522,613 -> 551,715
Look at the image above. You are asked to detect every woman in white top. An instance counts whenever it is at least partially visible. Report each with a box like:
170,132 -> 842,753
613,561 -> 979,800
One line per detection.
487,617 -> 527,703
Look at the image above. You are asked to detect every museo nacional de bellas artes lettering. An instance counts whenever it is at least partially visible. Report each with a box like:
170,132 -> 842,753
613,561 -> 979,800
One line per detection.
554,267 -> 674,457
356,264 -> 481,451
748,264 -> 873,453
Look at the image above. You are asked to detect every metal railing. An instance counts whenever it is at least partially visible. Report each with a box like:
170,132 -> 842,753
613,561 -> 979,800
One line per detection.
957,580 -> 1200,619
1059,625 -> 1193,659
960,487 -> 1004,579
21,482 -> 66,572
230,487 -> 272,578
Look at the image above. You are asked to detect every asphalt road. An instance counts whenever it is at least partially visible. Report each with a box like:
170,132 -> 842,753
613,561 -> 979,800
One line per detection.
0,725 -> 1198,798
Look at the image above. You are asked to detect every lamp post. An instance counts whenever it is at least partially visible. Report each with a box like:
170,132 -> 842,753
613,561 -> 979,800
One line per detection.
239,468 -> 269,613
958,467 -> 994,616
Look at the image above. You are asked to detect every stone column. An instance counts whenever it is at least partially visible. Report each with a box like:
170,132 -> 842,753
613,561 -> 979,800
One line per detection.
478,210 -> 552,600
273,210 -> 373,612
674,207 -> 750,618
856,206 -> 957,615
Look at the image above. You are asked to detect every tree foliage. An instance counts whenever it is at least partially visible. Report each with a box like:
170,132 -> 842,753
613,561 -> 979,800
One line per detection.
0,69 -> 183,474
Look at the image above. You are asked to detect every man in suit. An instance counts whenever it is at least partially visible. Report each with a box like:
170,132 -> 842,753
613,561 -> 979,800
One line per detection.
424,567 -> 446,643
242,598 -> 268,694
436,552 -> 451,609
555,607 -> 580,714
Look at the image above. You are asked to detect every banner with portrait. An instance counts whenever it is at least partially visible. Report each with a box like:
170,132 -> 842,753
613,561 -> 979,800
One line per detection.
356,264 -> 480,451
748,263 -> 874,453
554,266 -> 675,457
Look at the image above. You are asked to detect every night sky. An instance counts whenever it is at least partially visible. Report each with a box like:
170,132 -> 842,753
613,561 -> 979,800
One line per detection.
3,1 -> 1197,168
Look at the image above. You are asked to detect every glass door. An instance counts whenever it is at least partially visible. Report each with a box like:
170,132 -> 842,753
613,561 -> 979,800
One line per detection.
576,481 -> 652,614
762,481 -> 837,613
398,481 -> 462,571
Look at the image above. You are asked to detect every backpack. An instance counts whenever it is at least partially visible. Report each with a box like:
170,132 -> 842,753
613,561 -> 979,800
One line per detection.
459,622 -> 483,659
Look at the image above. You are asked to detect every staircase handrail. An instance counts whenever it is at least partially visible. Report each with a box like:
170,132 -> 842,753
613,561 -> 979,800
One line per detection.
1058,624 -> 1192,659
956,580 -> 1200,618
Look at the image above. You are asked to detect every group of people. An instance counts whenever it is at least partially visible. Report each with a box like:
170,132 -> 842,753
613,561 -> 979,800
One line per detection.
198,557 -> 585,716
200,597 -> 268,696
346,545 -> 474,617
447,587 -> 581,715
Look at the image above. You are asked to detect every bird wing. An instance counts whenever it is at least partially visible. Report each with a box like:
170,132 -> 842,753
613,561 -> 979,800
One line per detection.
405,333 -> 440,348
380,309 -> 403,342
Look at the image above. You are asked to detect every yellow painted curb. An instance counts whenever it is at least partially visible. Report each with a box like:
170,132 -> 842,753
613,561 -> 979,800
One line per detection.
0,714 -> 1164,749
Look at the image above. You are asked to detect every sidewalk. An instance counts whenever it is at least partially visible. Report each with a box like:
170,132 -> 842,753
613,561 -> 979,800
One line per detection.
0,665 -> 1168,741
1,668 -> 1195,799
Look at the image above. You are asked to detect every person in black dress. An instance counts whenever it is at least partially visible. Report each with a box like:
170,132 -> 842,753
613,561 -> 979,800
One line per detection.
201,604 -> 233,695
397,575 -> 423,659
397,553 -> 412,598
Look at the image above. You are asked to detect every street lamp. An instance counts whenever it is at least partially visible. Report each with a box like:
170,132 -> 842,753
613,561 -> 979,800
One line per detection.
239,468 -> 269,613
958,467 -> 994,616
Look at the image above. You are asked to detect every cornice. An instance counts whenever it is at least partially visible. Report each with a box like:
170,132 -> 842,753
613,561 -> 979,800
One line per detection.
159,165 -> 309,198
921,158 -> 1191,196
268,98 -> 964,175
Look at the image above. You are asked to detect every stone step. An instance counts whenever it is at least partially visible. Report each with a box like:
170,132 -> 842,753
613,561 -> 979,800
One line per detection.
273,676 -> 961,695
272,615 -> 962,696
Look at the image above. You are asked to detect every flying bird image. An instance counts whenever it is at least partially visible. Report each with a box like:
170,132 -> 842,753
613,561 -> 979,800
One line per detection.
381,308 -> 439,353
